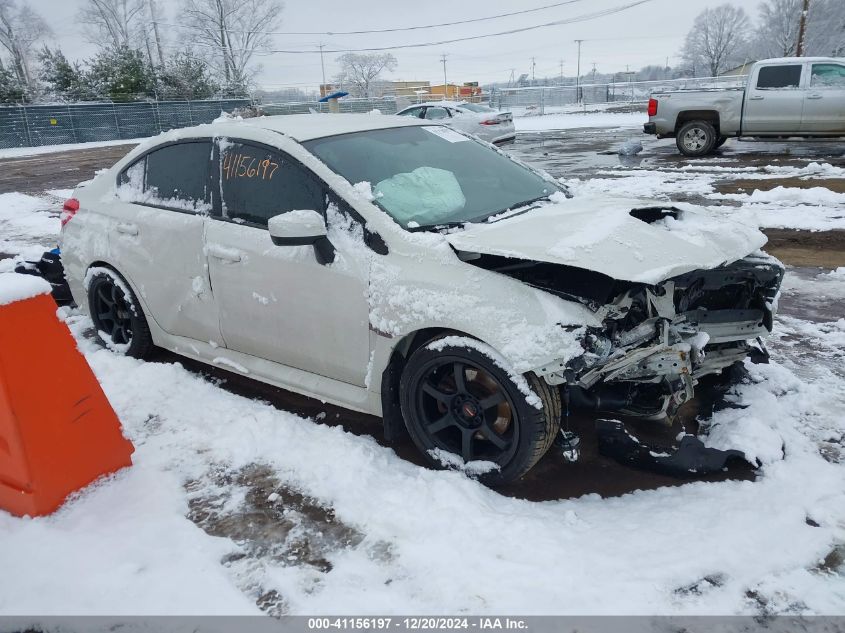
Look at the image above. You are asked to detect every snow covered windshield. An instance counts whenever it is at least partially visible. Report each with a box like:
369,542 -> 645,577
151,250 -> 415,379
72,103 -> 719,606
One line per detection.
303,126 -> 559,229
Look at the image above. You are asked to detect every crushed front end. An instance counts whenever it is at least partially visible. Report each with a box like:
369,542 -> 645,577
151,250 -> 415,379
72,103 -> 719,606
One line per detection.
536,253 -> 784,418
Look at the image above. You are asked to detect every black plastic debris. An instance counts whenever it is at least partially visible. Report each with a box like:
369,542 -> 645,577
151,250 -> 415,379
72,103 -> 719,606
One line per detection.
14,248 -> 73,305
595,418 -> 748,477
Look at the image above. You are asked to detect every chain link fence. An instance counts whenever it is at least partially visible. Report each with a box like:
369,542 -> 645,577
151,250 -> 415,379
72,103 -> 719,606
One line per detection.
490,75 -> 746,112
260,97 -> 399,116
0,98 -> 251,150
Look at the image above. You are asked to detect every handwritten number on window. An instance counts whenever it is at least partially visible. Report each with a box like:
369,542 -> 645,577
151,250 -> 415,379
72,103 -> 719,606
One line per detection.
222,151 -> 279,181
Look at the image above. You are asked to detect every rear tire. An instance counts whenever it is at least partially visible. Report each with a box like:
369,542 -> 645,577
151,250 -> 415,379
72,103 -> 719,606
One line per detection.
399,336 -> 560,486
87,269 -> 153,359
676,120 -> 718,157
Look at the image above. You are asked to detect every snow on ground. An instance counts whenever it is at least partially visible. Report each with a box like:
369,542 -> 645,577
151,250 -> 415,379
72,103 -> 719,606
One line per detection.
0,138 -> 143,160
563,163 -> 845,232
510,108 -> 844,231
1,275 -> 844,616
1,142 -> 844,617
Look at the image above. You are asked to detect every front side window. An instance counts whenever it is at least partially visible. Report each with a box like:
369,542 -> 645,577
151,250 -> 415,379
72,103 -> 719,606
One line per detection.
756,65 -> 803,89
303,126 -> 560,230
218,141 -> 325,227
116,141 -> 213,213
810,64 -> 845,88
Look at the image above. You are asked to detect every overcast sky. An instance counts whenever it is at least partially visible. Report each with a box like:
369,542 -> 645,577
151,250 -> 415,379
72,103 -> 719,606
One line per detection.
35,0 -> 762,90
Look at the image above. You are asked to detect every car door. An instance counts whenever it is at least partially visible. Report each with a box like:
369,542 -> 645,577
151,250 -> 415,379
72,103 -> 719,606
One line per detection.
204,139 -> 371,386
109,139 -> 222,343
801,62 -> 845,134
742,64 -> 806,134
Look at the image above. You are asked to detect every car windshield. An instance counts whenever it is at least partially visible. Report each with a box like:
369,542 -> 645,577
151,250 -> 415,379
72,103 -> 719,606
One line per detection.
459,103 -> 496,113
303,126 -> 558,229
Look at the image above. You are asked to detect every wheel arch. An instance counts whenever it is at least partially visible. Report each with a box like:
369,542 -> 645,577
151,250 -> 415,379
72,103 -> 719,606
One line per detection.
674,110 -> 721,134
82,260 -> 164,342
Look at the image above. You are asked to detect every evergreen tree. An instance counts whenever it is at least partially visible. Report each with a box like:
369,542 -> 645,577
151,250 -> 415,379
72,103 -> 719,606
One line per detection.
0,57 -> 26,102
156,50 -> 218,100
37,46 -> 92,101
86,45 -> 154,101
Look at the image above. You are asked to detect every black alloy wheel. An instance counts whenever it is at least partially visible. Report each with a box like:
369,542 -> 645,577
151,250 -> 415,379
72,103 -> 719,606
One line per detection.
400,339 -> 561,486
87,270 -> 153,358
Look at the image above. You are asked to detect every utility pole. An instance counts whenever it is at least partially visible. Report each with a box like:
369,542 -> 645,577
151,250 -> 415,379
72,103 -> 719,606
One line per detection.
591,62 -> 597,82
796,0 -> 811,56
559,59 -> 564,85
318,44 -> 327,95
441,54 -> 448,99
574,39 -> 583,103
531,57 -> 536,84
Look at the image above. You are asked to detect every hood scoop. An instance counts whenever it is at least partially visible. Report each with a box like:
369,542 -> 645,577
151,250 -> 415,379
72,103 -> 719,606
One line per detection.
629,206 -> 680,224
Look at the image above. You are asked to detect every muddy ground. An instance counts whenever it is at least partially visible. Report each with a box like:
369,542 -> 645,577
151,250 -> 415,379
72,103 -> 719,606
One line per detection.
1,129 -> 843,503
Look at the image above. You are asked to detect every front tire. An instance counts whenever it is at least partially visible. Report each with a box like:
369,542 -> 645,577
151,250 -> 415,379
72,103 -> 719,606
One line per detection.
676,120 -> 718,157
87,269 -> 153,359
399,337 -> 561,486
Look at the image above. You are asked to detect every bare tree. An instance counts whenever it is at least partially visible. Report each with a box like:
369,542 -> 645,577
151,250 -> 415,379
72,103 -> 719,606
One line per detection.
0,0 -> 51,90
805,0 -> 845,56
751,0 -> 802,58
682,4 -> 751,76
335,53 -> 397,98
181,0 -> 283,89
76,0 -> 147,51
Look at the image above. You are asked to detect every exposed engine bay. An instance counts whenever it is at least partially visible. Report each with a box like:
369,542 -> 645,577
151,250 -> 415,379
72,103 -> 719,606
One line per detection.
467,251 -> 785,419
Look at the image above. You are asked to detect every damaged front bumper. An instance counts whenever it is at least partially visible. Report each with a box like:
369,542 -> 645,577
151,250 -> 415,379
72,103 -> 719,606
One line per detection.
536,254 -> 784,417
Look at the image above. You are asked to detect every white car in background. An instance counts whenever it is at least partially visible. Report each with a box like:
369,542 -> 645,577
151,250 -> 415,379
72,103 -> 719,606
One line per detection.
60,114 -> 782,485
395,101 -> 516,144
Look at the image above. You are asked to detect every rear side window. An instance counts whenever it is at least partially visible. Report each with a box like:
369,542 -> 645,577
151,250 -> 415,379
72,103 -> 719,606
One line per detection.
756,65 -> 803,89
398,107 -> 424,118
117,141 -> 213,213
218,141 -> 326,227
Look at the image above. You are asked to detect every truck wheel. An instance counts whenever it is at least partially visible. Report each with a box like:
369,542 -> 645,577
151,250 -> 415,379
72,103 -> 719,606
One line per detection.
399,337 -> 560,486
676,121 -> 717,156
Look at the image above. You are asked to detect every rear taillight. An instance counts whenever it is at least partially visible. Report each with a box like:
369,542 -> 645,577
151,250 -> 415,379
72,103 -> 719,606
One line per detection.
479,119 -> 499,126
61,198 -> 79,227
647,98 -> 658,117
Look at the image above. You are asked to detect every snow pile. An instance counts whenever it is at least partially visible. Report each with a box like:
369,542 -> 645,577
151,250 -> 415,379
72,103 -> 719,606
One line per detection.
0,272 -> 51,306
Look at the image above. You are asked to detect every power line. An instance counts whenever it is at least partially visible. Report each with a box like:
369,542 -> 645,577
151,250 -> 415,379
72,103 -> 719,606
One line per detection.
154,0 -> 592,37
190,0 -> 657,55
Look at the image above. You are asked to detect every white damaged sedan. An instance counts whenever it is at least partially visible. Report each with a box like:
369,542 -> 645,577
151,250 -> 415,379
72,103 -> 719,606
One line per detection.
61,114 -> 783,485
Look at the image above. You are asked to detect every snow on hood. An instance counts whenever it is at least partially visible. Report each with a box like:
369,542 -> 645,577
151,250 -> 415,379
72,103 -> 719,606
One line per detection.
444,193 -> 767,284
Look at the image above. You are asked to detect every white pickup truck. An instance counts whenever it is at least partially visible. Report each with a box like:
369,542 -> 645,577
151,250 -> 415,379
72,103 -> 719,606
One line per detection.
644,57 -> 845,156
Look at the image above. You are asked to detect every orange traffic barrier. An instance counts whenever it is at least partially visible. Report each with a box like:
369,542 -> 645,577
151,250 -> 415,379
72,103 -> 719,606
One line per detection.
0,275 -> 134,517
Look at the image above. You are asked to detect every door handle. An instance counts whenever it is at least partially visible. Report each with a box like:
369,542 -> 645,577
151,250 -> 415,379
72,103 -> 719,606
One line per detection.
116,222 -> 139,236
807,94 -> 823,100
207,244 -> 242,263
748,95 -> 764,101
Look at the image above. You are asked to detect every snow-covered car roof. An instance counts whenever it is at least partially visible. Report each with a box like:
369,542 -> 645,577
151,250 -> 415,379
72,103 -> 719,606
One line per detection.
216,113 -> 429,142
758,56 -> 844,64
400,101 -> 482,110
